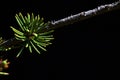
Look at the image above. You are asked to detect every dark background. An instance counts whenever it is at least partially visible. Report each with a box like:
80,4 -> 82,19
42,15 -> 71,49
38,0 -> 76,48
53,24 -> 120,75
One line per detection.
0,0 -> 120,80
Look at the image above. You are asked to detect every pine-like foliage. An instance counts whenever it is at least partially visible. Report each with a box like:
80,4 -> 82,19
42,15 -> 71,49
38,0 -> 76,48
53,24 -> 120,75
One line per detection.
1,13 -> 54,57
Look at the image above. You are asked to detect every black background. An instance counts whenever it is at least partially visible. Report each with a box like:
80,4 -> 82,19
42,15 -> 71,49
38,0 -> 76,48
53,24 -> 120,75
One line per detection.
0,0 -> 120,80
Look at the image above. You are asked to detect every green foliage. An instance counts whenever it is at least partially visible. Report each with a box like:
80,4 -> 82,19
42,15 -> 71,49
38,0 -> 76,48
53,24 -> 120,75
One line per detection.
0,72 -> 9,75
0,59 -> 10,76
0,37 -> 3,51
9,13 -> 54,57
0,37 -> 11,51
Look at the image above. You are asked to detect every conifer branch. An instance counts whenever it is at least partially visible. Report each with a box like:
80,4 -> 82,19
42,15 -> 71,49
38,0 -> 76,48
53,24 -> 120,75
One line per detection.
0,0 -> 120,52
44,0 -> 120,31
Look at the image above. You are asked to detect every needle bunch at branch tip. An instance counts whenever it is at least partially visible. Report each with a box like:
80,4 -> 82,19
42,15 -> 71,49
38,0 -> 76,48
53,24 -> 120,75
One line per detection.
10,12 -> 54,57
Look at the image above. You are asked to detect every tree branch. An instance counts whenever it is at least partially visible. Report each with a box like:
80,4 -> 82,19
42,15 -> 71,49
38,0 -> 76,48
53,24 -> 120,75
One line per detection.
0,0 -> 120,49
44,0 -> 120,31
